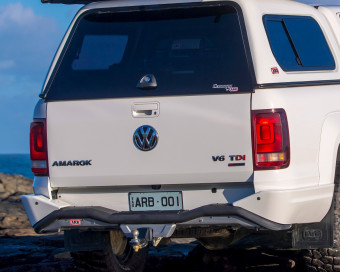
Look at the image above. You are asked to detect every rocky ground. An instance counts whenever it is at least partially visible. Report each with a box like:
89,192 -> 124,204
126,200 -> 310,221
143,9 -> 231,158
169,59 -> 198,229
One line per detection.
0,173 -> 303,272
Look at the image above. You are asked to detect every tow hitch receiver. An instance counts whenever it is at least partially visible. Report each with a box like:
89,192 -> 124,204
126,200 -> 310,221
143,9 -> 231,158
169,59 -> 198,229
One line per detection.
121,224 -> 176,252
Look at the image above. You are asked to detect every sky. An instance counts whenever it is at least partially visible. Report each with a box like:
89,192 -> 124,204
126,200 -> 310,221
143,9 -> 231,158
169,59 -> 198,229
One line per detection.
0,0 -> 339,154
0,1 -> 81,154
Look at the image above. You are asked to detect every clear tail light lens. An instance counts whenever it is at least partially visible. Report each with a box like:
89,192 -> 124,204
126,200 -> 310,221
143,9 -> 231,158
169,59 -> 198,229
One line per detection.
30,119 -> 48,176
252,109 -> 290,170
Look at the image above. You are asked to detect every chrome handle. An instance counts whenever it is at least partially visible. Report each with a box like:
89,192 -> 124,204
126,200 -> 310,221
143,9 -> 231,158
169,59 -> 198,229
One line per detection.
132,102 -> 159,118
134,109 -> 153,116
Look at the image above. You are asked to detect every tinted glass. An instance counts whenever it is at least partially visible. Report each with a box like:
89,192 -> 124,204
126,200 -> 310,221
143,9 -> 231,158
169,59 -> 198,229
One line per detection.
44,4 -> 254,101
264,15 -> 335,71
72,35 -> 128,70
264,20 -> 298,70
284,18 -> 334,68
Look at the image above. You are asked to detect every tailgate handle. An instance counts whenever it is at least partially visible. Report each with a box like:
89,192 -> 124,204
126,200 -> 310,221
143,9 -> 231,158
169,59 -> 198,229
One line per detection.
132,102 -> 159,118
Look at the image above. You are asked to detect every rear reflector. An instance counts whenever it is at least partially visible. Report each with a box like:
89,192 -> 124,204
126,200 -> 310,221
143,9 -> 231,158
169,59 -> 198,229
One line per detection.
252,109 -> 290,170
30,120 -> 48,176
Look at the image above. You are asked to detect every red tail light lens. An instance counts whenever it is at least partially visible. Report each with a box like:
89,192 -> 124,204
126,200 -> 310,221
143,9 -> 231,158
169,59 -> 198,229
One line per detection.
30,119 -> 48,176
252,109 -> 290,170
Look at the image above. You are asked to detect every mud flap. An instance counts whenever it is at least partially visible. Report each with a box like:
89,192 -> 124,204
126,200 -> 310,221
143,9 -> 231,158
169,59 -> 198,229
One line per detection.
292,202 -> 333,249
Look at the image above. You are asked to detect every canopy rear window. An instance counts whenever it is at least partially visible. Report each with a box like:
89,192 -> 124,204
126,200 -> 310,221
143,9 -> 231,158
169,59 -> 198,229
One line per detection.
43,3 -> 254,101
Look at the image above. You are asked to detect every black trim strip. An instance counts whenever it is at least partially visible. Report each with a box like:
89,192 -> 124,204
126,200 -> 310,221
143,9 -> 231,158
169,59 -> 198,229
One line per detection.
228,163 -> 245,167
257,80 -> 340,89
33,204 -> 291,233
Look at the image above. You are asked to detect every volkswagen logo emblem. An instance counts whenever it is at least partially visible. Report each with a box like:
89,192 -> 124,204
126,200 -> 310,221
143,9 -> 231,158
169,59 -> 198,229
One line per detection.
133,125 -> 158,151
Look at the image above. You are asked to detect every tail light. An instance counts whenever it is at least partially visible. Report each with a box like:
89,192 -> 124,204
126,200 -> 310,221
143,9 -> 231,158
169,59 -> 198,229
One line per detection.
30,119 -> 48,176
252,109 -> 290,170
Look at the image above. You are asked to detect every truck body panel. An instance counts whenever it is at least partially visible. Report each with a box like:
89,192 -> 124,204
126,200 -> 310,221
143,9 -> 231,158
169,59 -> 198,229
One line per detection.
47,95 -> 253,187
252,85 -> 340,192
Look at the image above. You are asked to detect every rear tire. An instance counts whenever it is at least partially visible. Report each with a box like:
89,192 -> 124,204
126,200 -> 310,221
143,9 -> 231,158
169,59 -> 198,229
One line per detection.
72,230 -> 148,272
301,162 -> 340,272
197,236 -> 234,250
104,230 -> 148,272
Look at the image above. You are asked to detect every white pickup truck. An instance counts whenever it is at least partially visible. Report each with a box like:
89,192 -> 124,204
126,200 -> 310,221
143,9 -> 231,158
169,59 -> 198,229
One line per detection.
22,0 -> 340,271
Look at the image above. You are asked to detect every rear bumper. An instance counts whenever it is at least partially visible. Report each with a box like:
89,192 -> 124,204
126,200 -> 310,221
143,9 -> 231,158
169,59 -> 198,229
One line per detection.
33,204 -> 291,233
21,184 -> 334,234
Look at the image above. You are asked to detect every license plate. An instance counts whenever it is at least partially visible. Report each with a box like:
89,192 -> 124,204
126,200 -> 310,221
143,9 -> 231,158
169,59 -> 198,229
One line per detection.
129,192 -> 183,211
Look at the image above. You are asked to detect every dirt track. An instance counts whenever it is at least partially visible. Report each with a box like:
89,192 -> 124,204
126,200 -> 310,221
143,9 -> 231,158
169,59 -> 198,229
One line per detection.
0,173 -> 302,271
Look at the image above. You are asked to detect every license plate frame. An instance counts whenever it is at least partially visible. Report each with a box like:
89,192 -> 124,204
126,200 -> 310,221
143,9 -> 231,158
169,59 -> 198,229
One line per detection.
129,191 -> 183,211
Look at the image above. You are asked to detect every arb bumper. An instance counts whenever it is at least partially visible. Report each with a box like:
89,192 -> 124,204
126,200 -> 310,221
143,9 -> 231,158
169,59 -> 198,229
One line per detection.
21,184 -> 334,234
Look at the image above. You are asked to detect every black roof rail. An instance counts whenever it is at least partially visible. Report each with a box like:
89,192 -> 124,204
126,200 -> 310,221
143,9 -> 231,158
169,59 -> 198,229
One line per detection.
41,0 -> 104,4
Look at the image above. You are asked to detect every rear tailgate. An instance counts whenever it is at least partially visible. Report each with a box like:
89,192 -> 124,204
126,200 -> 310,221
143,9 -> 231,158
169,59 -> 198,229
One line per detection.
44,2 -> 255,187
47,94 -> 252,187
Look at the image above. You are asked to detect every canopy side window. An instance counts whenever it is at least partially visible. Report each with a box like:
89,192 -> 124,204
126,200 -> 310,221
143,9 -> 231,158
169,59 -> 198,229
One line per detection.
263,15 -> 335,71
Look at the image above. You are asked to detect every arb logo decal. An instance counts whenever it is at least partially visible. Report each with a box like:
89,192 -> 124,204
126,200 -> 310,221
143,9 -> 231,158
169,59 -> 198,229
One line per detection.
69,219 -> 81,226
271,67 -> 279,74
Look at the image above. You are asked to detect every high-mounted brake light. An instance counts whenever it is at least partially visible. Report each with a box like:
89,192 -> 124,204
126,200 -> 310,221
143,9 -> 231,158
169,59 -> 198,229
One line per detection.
252,109 -> 290,170
30,119 -> 48,176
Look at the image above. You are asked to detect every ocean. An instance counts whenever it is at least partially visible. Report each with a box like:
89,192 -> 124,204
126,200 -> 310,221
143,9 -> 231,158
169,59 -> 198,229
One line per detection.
0,154 -> 33,179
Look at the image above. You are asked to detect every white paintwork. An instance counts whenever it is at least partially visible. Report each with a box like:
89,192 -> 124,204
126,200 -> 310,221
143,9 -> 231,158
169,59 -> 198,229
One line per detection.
234,184 -> 334,224
319,113 -> 340,185
318,7 -> 340,49
21,195 -> 69,226
251,85 -> 340,192
47,94 -> 253,187
33,176 -> 52,198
